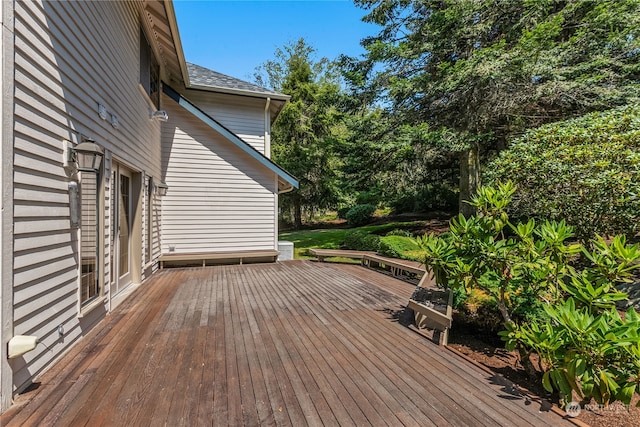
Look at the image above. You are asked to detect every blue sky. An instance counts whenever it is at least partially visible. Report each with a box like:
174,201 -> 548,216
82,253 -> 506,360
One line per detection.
173,0 -> 379,83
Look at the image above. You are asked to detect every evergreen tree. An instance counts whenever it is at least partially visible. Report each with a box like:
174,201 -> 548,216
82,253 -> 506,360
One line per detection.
346,0 -> 640,214
255,39 -> 343,228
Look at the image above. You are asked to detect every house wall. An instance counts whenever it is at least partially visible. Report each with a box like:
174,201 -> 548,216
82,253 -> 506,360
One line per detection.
161,95 -> 278,254
183,89 -> 267,155
9,0 -> 163,398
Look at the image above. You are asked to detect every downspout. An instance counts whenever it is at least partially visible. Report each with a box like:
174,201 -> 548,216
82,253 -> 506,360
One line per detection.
264,97 -> 271,157
266,97 -> 275,249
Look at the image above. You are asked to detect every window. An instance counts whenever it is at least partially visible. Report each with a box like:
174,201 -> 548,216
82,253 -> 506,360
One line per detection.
140,28 -> 160,108
80,171 -> 100,305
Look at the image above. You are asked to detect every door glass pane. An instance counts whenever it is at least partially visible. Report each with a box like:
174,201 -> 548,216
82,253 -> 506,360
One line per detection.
119,174 -> 130,277
80,171 -> 99,304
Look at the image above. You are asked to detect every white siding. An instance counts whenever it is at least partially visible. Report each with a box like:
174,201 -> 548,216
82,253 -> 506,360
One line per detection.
161,95 -> 277,253
11,0 -> 162,392
183,89 -> 267,154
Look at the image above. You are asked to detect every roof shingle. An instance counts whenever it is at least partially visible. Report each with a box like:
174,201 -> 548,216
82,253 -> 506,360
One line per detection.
187,62 -> 284,97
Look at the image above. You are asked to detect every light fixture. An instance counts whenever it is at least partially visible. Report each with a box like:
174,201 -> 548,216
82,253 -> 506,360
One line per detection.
110,114 -> 119,129
156,182 -> 168,197
98,103 -> 108,120
150,110 -> 169,122
72,138 -> 104,172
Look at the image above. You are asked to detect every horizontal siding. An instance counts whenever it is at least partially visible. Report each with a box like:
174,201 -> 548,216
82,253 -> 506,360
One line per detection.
183,89 -> 267,154
11,0 -> 163,392
161,95 -> 277,254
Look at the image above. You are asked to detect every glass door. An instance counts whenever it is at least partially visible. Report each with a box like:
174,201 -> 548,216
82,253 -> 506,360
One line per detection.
111,164 -> 132,295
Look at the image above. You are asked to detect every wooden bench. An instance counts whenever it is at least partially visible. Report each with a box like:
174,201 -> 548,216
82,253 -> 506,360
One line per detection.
159,250 -> 279,268
308,248 -> 375,262
405,275 -> 453,345
309,249 -> 427,283
362,254 -> 426,281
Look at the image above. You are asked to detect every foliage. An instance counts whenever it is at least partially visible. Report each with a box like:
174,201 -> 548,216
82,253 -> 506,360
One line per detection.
343,230 -> 380,252
378,235 -> 422,259
336,206 -> 351,220
417,181 -> 580,325
388,182 -> 458,215
418,182 -> 640,406
501,298 -> 640,407
346,0 -> 640,209
337,111 -> 460,214
345,204 -> 377,227
255,39 -> 343,228
485,105 -> 640,242
385,229 -> 413,237
352,0 -> 640,134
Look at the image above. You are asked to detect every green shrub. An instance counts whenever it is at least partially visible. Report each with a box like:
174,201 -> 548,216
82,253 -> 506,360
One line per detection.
378,241 -> 401,258
502,296 -> 640,407
343,230 -> 380,251
336,206 -> 351,220
386,229 -> 413,237
418,182 -> 640,407
379,235 -> 422,259
356,190 -> 381,206
485,105 -> 640,242
345,204 -> 376,227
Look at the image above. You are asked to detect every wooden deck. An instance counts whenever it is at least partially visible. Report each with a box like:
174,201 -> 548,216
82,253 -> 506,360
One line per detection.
1,261 -> 572,426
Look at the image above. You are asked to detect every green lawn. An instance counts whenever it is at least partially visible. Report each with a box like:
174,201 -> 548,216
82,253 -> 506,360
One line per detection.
279,221 -> 428,259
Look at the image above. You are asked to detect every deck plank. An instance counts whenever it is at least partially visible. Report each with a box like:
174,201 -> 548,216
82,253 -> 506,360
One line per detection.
260,264 -> 418,426
1,261 -> 573,427
281,262 -> 464,426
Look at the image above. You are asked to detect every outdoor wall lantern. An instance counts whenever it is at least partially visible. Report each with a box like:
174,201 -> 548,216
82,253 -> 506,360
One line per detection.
72,138 -> 104,172
157,182 -> 169,197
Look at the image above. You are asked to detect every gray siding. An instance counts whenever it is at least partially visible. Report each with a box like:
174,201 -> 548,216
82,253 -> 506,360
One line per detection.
161,95 -> 277,253
183,89 -> 267,154
12,0 -> 162,391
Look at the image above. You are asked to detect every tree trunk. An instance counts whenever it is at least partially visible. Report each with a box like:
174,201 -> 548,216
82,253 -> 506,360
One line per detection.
518,347 -> 539,380
294,197 -> 303,230
459,145 -> 481,217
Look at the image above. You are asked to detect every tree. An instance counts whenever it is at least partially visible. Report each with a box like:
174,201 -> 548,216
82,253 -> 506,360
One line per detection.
346,0 -> 640,215
338,110 -> 462,213
255,39 -> 343,228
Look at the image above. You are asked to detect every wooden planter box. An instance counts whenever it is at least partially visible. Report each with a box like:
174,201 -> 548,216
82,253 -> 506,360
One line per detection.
407,288 -> 453,345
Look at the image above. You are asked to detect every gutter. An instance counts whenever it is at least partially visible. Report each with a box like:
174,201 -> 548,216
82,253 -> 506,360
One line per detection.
264,97 -> 271,156
187,83 -> 290,102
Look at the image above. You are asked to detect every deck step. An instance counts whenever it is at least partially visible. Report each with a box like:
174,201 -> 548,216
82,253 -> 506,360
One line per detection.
159,250 -> 278,268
